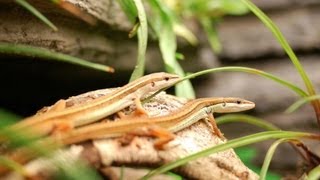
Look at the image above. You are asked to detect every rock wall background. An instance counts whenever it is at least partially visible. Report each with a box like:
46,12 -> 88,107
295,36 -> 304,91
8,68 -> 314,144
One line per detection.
1,0 -> 320,177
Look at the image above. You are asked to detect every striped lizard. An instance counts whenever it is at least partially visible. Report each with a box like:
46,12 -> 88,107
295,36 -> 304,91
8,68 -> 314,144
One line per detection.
0,97 -> 255,175
7,72 -> 181,138
59,97 -> 255,148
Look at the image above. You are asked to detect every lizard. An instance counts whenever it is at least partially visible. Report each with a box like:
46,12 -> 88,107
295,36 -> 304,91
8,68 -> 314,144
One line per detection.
0,97 -> 255,176
59,97 -> 255,149
6,72 -> 181,139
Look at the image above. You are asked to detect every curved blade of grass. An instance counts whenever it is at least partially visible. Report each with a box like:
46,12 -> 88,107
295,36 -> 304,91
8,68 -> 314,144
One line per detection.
308,165 -> 320,180
142,131 -> 316,179
240,0 -> 320,126
15,0 -> 58,31
216,114 -> 280,131
173,23 -> 198,46
129,0 -> 148,81
240,0 -> 313,95
147,66 -> 307,103
0,43 -> 114,73
216,114 -> 318,175
260,138 -> 291,180
116,0 -> 137,22
181,66 -> 308,97
285,95 -> 320,113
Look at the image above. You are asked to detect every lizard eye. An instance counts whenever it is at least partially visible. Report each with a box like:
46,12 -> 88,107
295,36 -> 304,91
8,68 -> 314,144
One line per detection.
164,77 -> 170,81
236,100 -> 241,104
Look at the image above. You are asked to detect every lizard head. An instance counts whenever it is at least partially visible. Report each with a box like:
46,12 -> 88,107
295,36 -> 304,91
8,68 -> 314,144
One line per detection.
208,97 -> 255,113
143,72 -> 181,93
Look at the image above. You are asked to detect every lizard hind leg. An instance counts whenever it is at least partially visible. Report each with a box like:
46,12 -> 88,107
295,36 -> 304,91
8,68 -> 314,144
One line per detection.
118,125 -> 175,150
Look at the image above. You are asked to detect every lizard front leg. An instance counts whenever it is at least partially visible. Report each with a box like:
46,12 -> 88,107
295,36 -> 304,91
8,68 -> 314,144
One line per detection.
207,113 -> 225,139
116,96 -> 149,120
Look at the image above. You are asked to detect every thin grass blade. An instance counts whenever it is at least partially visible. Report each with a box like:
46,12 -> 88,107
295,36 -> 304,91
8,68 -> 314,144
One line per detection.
307,165 -> 320,180
0,43 -> 114,73
15,0 -> 58,31
142,131 -> 314,179
182,66 -> 308,97
240,0 -> 320,126
129,0 -> 148,81
216,114 -> 280,131
285,95 -> 320,113
260,138 -> 290,180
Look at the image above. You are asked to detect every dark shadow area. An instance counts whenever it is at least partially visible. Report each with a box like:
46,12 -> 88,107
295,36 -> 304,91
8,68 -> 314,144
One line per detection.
0,54 -> 131,117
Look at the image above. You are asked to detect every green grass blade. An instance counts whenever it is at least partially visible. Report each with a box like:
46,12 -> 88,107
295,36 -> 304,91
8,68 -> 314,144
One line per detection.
285,95 -> 320,113
142,131 -> 314,179
307,165 -> 320,180
173,23 -> 198,46
240,0 -> 320,124
15,0 -> 58,31
0,43 -> 114,73
216,114 -> 280,131
182,66 -> 308,97
148,66 -> 307,103
260,138 -> 290,180
116,0 -> 137,22
240,0 -> 313,94
129,0 -> 148,81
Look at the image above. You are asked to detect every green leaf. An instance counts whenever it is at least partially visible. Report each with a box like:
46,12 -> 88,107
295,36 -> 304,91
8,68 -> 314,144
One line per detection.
0,43 -> 114,73
15,0 -> 58,31
116,0 -> 138,22
173,23 -> 198,46
175,52 -> 184,60
148,0 -> 195,98
222,0 -> 249,15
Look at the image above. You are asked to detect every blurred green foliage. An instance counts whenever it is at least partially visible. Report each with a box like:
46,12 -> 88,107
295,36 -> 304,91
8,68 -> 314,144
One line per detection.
235,147 -> 281,180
